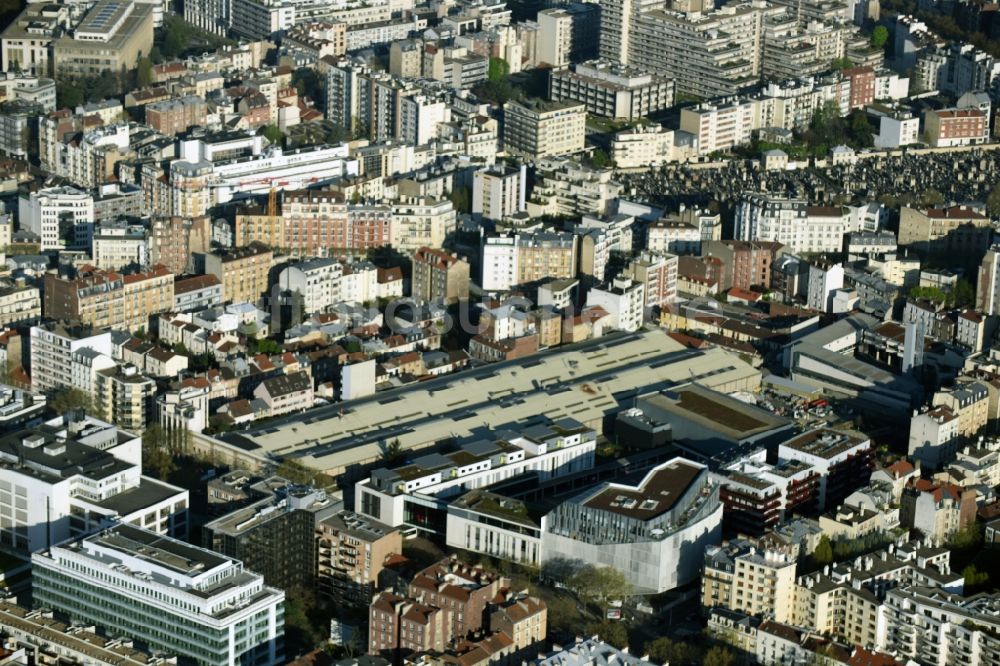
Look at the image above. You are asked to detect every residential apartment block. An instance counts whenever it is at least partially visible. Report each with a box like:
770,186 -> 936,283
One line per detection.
502,99 -> 586,159
317,510 -> 401,608
549,60 -> 674,120
412,247 -> 471,304
43,265 -> 174,333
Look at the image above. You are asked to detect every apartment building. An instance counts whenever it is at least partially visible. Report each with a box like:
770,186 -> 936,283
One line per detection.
173,274 -> 223,313
32,524 -> 284,666
93,365 -> 156,433
235,191 -> 391,256
924,107 -> 989,147
702,539 -> 797,622
253,371 -> 314,417
542,457 -> 723,593
144,96 -> 208,136
43,265 -> 174,333
277,259 -> 343,315
529,159 -> 622,218
734,193 -> 863,254
909,405 -> 961,471
536,4 -> 599,67
52,0 -> 155,78
502,99 -> 586,159
793,543 -> 961,650
410,558 -> 507,640
91,222 -> 149,270
931,380 -> 990,439
481,232 -> 577,292
898,205 -> 992,258
390,198 -> 456,252
900,479 -> 976,544
473,165 -> 526,221
0,413 -> 187,553
718,456 -> 820,536
610,124 -> 693,168
884,586 -> 1000,665
204,479 -> 339,590
585,277 -> 646,332
19,186 -> 94,251
625,251 -> 678,307
704,239 -> 785,292
412,247 -> 470,304
630,3 -> 773,99
149,216 -> 213,275
369,593 -> 448,657
317,510 -> 401,608
29,323 -> 112,393
680,101 -> 755,154
0,281 -> 40,327
778,428 -> 874,511
549,61 -> 674,120
204,243 -> 272,306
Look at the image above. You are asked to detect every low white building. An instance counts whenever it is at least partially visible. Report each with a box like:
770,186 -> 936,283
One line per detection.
355,420 -> 597,528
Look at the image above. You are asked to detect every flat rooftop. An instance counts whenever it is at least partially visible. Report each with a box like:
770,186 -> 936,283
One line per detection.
582,458 -> 703,520
88,523 -> 228,575
782,428 -> 869,459
641,384 -> 787,439
218,330 -> 761,473
90,476 -> 185,515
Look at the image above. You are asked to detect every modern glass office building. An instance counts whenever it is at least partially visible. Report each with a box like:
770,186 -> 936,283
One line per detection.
32,524 -> 284,666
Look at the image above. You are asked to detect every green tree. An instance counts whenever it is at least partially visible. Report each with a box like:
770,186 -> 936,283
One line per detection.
986,182 -> 1000,217
149,45 -> 164,64
920,188 -> 945,207
488,57 -> 510,82
276,459 -> 320,485
812,535 -> 834,565
380,438 -> 405,465
49,388 -> 93,415
588,148 -> 610,168
871,25 -> 889,49
950,522 -> 982,550
56,81 -> 84,110
142,424 -> 177,480
585,621 -> 628,649
137,56 -> 154,88
292,67 -> 323,101
849,110 -> 873,148
261,124 -> 284,146
953,278 -> 974,308
644,637 -> 701,666
964,564 -> 989,590
449,187 -> 470,214
703,646 -> 735,666
830,57 -> 853,71
908,285 -> 949,304
325,123 -> 348,145
568,565 -> 633,607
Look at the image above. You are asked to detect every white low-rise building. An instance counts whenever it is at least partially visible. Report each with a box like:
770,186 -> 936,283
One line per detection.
355,419 -> 597,528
